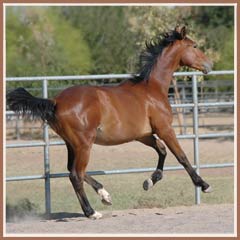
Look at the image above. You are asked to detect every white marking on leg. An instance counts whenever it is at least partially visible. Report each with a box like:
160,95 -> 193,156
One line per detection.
203,185 -> 212,193
89,211 -> 102,220
143,178 -> 153,191
98,188 -> 112,205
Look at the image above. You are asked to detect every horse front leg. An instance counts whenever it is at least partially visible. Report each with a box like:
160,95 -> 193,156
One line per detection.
156,127 -> 212,193
137,135 -> 167,190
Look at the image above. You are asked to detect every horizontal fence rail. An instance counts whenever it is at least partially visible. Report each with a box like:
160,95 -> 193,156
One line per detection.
6,163 -> 234,182
5,70 -> 234,82
5,70 -> 234,215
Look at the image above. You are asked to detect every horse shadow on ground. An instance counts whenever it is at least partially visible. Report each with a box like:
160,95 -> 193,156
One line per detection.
40,212 -> 86,222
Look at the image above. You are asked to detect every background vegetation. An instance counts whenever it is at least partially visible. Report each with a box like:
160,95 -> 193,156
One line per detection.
6,6 -> 234,78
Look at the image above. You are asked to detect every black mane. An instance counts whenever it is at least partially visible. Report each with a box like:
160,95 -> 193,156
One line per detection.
131,29 -> 183,83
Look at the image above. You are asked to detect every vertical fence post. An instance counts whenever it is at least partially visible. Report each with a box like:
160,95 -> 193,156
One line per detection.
42,79 -> 51,216
15,115 -> 20,140
182,85 -> 187,134
192,75 -> 201,204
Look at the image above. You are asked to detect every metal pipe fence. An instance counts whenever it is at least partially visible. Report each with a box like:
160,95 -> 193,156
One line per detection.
5,70 -> 234,215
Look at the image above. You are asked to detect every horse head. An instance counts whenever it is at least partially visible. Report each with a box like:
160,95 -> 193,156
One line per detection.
176,25 -> 213,74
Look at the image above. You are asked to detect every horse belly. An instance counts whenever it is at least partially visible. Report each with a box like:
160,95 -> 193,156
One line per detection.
94,119 -> 152,146
94,88 -> 152,145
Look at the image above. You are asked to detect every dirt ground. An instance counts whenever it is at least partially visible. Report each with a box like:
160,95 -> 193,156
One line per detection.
6,204 -> 234,235
6,132 -> 235,236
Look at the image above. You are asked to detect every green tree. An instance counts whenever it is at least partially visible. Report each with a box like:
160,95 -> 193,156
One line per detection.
61,6 -> 137,75
184,6 -> 234,71
127,6 -> 181,46
6,6 -> 92,77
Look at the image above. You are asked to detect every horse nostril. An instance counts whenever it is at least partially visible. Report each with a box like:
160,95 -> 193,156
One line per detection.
203,61 -> 213,73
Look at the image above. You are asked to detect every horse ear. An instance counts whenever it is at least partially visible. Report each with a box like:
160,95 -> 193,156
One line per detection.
180,26 -> 187,39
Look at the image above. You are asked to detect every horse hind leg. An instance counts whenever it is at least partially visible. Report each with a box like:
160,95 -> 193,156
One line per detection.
137,135 -> 167,191
66,142 -> 74,172
69,171 -> 101,219
66,140 -> 112,208
67,132 -> 103,219
84,175 -> 112,205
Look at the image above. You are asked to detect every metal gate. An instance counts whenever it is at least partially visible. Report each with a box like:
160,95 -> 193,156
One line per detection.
5,70 -> 235,215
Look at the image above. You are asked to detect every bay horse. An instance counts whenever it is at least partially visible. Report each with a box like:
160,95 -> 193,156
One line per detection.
7,26 -> 213,219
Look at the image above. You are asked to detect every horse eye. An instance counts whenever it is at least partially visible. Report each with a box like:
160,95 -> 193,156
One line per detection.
193,44 -> 197,48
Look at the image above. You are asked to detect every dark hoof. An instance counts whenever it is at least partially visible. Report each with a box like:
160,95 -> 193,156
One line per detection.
143,179 -> 153,191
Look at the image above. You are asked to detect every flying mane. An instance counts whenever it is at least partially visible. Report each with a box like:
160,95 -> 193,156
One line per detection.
132,29 -> 184,83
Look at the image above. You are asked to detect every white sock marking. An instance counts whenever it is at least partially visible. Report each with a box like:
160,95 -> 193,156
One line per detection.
98,188 -> 112,205
89,211 -> 102,219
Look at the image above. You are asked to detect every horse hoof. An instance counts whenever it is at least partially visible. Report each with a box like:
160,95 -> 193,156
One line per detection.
89,211 -> 102,220
203,185 -> 212,193
143,178 -> 153,191
98,188 -> 112,205
102,198 -> 112,206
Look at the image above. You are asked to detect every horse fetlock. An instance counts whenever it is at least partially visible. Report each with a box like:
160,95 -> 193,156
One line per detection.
89,211 -> 103,220
98,188 -> 112,205
193,174 -> 206,187
152,169 -> 163,183
193,176 -> 212,193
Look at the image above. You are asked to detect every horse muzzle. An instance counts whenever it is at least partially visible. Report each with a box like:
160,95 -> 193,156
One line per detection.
202,61 -> 213,74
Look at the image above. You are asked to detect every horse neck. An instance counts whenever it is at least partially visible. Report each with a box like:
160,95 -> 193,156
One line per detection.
148,46 -> 182,96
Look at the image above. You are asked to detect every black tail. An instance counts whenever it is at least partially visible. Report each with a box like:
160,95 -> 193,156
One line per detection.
6,87 -> 56,123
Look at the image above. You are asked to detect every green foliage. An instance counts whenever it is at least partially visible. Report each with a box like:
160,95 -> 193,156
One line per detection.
6,6 -> 92,77
188,6 -> 234,28
127,6 -> 182,45
6,5 -> 234,86
61,6 -> 137,75
184,6 -> 234,71
214,27 -> 234,71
